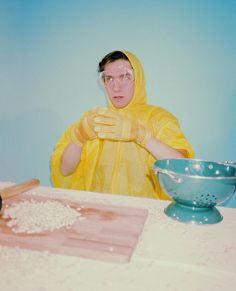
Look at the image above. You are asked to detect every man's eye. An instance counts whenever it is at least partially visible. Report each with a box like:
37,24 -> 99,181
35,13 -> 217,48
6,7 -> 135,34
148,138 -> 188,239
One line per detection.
125,73 -> 132,80
104,76 -> 113,83
120,73 -> 132,81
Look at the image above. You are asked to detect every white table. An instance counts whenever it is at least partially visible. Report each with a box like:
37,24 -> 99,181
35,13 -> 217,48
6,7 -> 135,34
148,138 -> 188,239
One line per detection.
0,181 -> 236,291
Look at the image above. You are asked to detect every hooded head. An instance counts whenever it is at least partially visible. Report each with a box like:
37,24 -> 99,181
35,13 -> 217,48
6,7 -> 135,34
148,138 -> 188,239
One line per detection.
98,50 -> 147,110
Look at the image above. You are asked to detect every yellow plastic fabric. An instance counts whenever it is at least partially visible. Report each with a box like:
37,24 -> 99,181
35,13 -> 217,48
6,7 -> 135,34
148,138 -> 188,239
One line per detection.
51,51 -> 194,200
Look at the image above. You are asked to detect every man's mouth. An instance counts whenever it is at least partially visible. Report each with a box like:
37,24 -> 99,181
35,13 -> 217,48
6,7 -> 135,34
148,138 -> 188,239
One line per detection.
112,96 -> 124,99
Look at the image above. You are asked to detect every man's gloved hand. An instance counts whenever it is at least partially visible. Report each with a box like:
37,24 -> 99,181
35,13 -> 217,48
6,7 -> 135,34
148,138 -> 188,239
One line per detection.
94,108 -> 152,147
71,107 -> 99,147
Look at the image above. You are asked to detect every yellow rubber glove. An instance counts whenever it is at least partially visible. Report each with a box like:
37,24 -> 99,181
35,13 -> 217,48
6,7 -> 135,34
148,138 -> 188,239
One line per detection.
94,108 -> 152,147
71,108 -> 99,147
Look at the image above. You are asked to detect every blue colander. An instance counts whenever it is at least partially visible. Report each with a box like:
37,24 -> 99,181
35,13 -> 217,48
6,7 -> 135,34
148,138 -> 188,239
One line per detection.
153,159 -> 236,224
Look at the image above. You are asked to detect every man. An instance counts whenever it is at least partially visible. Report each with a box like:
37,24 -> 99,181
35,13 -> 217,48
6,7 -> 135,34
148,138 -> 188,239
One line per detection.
51,51 -> 194,199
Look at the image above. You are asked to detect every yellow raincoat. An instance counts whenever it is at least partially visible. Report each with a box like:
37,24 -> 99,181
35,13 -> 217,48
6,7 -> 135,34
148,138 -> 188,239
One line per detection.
51,51 -> 194,200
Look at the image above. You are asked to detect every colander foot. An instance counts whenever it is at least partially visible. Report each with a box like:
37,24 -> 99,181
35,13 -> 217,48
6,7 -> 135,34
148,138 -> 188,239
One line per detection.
164,202 -> 223,224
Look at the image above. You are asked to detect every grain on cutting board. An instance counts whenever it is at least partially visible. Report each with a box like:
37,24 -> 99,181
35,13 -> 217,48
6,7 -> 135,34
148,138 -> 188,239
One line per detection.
3,199 -> 80,233
0,194 -> 148,263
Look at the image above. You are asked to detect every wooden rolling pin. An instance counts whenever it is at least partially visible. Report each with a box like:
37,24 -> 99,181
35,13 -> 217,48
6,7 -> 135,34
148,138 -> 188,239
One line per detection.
0,179 -> 40,211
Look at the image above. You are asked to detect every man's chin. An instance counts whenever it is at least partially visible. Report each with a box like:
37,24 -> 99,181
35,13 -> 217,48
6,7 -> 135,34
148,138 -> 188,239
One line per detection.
111,103 -> 127,109
110,98 -> 129,109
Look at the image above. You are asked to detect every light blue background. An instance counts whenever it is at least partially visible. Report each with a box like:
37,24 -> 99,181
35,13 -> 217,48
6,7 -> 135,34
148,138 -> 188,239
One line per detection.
1,0 -> 235,206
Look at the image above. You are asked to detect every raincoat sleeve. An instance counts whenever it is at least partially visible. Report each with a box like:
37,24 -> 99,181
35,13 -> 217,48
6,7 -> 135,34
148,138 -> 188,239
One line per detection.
51,122 -> 85,189
150,110 -> 194,200
154,111 -> 195,158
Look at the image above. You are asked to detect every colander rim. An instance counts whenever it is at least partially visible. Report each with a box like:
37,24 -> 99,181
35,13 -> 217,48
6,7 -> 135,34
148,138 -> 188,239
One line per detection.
153,158 -> 236,180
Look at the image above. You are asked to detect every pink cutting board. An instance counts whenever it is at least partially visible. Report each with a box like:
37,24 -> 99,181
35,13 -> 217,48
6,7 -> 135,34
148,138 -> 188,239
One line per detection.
0,194 -> 148,263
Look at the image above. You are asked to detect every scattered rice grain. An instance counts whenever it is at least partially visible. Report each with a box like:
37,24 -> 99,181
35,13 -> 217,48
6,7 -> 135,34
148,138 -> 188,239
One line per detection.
3,199 -> 80,234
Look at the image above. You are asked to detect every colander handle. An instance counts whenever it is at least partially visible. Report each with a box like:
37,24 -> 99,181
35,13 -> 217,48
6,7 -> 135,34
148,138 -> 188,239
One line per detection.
152,167 -> 182,183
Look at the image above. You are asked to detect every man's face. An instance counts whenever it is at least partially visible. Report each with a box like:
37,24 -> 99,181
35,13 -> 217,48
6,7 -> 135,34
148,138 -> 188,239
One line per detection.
101,59 -> 134,109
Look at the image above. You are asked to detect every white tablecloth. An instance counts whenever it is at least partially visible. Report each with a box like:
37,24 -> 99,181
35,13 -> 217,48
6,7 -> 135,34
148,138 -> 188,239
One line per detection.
0,181 -> 236,291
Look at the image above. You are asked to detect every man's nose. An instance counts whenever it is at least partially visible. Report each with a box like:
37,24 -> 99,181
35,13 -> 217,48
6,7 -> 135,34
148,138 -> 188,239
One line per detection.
112,79 -> 121,91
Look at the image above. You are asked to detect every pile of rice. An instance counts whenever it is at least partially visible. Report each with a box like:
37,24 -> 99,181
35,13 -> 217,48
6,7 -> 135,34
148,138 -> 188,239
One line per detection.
3,199 -> 80,234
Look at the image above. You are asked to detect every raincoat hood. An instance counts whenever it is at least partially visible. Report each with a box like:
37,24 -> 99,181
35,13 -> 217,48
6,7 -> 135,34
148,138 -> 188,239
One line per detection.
107,51 -> 147,110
